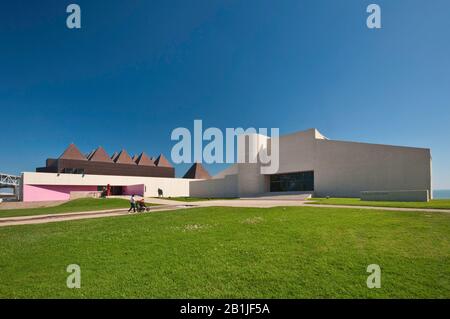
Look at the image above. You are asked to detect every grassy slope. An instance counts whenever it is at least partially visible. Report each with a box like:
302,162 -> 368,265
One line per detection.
0,206 -> 449,298
308,198 -> 450,209
0,198 -> 134,218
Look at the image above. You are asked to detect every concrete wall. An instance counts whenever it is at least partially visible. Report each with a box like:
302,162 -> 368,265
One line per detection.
22,172 -> 193,200
237,163 -> 267,196
274,129 -> 317,174
190,174 -> 238,198
141,177 -> 191,197
227,128 -> 432,198
314,139 -> 432,197
213,164 -> 238,179
235,134 -> 269,196
23,184 -> 97,202
70,191 -> 101,200
361,190 -> 429,202
22,128 -> 432,201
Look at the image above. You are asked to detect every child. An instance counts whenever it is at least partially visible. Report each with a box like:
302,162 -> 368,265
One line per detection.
137,198 -> 148,212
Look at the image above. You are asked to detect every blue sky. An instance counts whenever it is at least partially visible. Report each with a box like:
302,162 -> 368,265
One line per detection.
0,0 -> 449,188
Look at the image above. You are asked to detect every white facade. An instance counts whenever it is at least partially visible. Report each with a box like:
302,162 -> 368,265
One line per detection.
191,128 -> 432,199
22,128 -> 432,201
22,172 -> 193,200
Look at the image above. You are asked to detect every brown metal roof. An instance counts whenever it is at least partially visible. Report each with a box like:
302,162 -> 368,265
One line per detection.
88,146 -> 113,163
59,143 -> 87,161
136,152 -> 155,166
114,149 -> 136,164
182,162 -> 211,179
154,154 -> 173,168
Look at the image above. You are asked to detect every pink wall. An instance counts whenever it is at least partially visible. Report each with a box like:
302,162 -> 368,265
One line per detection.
122,184 -> 145,196
23,184 -> 98,202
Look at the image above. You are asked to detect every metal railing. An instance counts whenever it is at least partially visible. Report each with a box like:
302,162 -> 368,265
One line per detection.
0,173 -> 22,201
0,173 -> 21,186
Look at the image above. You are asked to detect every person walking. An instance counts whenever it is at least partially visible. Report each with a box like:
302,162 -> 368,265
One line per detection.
128,194 -> 136,213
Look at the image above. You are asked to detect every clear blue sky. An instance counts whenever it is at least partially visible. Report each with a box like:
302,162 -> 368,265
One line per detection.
1,0 -> 449,188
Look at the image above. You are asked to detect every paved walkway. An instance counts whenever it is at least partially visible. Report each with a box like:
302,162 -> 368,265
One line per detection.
109,196 -> 196,206
0,200 -> 66,210
0,204 -> 196,227
1,199 -> 449,227
194,199 -> 311,208
145,197 -> 190,205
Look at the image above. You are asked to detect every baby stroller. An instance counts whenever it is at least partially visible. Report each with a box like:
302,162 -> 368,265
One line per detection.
137,200 -> 150,212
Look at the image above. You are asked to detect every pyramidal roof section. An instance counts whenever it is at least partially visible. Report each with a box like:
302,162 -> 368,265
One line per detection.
88,146 -> 113,163
136,152 -> 155,166
114,149 -> 136,164
59,143 -> 87,161
154,154 -> 173,168
183,163 -> 211,179
132,155 -> 138,163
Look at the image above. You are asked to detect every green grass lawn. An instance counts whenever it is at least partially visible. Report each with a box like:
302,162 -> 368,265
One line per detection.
0,206 -> 449,298
308,198 -> 450,209
0,198 -> 158,219
162,197 -> 237,202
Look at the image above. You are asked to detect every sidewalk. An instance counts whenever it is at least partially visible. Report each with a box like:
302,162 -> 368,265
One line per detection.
0,204 -> 196,227
0,200 -> 66,210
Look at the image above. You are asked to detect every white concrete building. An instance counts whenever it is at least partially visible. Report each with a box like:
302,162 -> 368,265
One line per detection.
189,128 -> 432,200
21,128 -> 432,201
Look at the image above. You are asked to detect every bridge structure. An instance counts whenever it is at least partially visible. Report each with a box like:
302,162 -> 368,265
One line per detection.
0,173 -> 22,201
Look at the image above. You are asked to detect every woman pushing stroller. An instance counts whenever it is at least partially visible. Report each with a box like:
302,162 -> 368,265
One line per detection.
137,198 -> 150,212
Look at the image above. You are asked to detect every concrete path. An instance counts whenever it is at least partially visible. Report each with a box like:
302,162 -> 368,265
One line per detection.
1,199 -> 449,227
144,197 -> 191,205
194,199 -> 311,208
0,200 -> 67,210
240,192 -> 313,201
109,195 -> 193,206
0,204 -> 196,227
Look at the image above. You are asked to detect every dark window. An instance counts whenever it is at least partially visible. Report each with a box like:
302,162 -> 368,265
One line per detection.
110,186 -> 123,195
62,168 -> 85,174
270,171 -> 314,192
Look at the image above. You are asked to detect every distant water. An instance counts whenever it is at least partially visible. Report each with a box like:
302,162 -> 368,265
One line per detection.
433,190 -> 450,199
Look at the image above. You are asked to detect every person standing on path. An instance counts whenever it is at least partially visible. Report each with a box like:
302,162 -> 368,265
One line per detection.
128,194 -> 136,213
